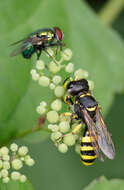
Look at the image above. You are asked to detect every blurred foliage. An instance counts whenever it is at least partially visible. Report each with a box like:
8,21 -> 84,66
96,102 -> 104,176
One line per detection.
0,0 -> 124,190
0,179 -> 34,190
84,176 -> 124,190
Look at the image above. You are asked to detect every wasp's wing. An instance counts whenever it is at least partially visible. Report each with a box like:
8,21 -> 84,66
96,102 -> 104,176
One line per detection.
81,108 -> 104,162
95,108 -> 115,160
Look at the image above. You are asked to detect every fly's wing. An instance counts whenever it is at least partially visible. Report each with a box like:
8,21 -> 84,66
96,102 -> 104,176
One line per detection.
10,36 -> 46,56
95,107 -> 115,160
81,108 -> 104,162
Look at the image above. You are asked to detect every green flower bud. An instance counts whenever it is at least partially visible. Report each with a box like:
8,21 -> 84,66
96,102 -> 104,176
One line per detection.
75,144 -> 80,154
65,63 -> 74,73
59,121 -> 70,133
1,169 -> 8,178
39,76 -> 50,87
48,124 -> 59,132
2,155 -> 10,161
52,75 -> 62,85
36,60 -> 45,70
2,177 -> 10,183
0,147 -> 9,155
50,132 -> 62,141
88,80 -> 94,90
18,146 -> 28,156
61,49 -> 72,61
30,69 -> 36,75
51,99 -> 62,111
49,83 -> 56,90
20,175 -> 27,183
47,111 -> 59,123
54,86 -> 64,98
48,61 -> 60,73
36,106 -> 46,115
12,159 -> 23,170
32,73 -> 40,81
58,143 -> 68,153
74,69 -> 88,79
0,160 -> 3,169
63,134 -> 76,146
3,161 -> 10,170
10,143 -> 18,152
11,171 -> 20,180
40,101 -> 47,107
25,158 -> 35,166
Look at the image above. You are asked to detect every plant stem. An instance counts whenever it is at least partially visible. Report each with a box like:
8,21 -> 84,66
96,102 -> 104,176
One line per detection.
99,0 -> 124,25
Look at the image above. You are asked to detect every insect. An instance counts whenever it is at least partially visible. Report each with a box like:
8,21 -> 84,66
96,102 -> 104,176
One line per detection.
63,78 -> 115,165
10,27 -> 64,60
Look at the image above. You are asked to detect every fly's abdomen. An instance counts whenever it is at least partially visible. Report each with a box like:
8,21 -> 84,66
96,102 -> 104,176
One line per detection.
80,130 -> 97,166
22,43 -> 35,59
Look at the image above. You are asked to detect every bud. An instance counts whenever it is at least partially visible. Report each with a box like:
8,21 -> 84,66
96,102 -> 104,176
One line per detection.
10,143 -> 18,152
20,175 -> 27,183
52,75 -> 62,85
63,134 -> 76,146
2,177 -> 10,183
39,76 -> 50,87
18,146 -> 28,156
59,121 -> 70,133
65,63 -> 74,73
3,161 -> 10,170
54,86 -> 64,98
11,171 -> 20,180
88,80 -> 94,90
47,111 -> 59,123
25,158 -> 35,166
36,106 -> 46,115
75,144 -> 80,154
74,69 -> 88,79
12,159 -> 23,170
0,147 -> 9,155
49,83 -> 56,90
61,49 -> 72,61
48,61 -> 60,73
51,99 -> 62,111
58,143 -> 68,153
36,60 -> 45,70
50,132 -> 62,141
1,169 -> 8,178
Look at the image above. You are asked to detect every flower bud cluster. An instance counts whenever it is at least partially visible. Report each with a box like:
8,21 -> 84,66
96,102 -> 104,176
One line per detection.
30,48 -> 94,155
0,144 -> 35,183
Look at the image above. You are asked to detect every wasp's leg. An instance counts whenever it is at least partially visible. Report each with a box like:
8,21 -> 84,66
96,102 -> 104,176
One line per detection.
64,95 -> 73,105
56,123 -> 82,143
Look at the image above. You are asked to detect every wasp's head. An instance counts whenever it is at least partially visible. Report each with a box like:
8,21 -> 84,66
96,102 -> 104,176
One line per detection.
66,79 -> 89,96
54,27 -> 64,41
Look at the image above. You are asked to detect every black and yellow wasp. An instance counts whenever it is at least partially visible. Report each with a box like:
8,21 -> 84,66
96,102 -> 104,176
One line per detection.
10,27 -> 64,60
63,78 -> 115,166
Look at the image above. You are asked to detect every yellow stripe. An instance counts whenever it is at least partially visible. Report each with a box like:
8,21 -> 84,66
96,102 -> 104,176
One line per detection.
80,146 -> 94,151
82,136 -> 91,143
80,154 -> 97,160
82,161 -> 94,166
86,106 -> 96,112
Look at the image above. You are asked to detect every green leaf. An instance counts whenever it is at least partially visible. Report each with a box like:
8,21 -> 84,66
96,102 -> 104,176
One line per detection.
84,176 -> 124,190
0,0 -> 124,144
0,179 -> 34,190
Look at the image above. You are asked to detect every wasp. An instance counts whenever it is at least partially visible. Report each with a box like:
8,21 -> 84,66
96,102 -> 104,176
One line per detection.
63,78 -> 115,165
10,27 -> 64,60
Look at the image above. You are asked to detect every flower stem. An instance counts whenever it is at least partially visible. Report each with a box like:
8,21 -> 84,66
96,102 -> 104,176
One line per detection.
99,0 -> 124,25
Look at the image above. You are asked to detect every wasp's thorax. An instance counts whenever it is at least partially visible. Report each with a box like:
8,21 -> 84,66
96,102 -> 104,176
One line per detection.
66,79 -> 89,96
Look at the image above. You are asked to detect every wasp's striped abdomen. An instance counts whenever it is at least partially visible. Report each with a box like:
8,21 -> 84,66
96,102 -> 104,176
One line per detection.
80,129 -> 97,166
